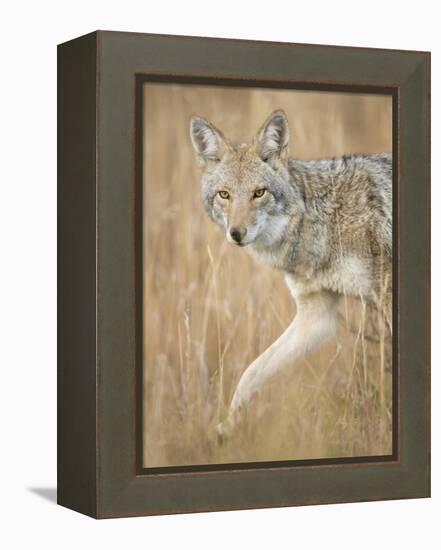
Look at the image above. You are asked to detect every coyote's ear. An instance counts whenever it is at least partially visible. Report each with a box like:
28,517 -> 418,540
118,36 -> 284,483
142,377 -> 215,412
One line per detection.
255,110 -> 290,165
190,117 -> 229,165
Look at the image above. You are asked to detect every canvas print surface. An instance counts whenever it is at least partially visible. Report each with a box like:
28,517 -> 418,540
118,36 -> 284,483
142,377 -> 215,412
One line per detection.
141,83 -> 393,468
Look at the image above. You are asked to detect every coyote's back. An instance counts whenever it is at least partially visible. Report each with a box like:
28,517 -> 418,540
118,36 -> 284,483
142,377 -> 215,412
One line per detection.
286,152 -> 392,307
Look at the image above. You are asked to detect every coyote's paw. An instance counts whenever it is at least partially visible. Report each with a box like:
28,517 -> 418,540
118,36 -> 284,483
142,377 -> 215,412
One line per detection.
216,417 -> 234,445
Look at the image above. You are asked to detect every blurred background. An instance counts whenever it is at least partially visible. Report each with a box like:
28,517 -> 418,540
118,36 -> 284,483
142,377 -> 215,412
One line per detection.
142,83 -> 392,468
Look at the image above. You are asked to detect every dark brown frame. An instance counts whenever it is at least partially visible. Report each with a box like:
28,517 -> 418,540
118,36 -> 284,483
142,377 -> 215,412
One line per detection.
58,30 -> 430,518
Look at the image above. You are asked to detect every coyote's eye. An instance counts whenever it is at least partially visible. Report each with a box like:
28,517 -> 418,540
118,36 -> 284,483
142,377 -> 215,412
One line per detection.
218,190 -> 230,200
253,188 -> 266,199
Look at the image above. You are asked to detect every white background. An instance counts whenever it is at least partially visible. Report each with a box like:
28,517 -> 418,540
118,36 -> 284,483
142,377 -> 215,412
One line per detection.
0,1 -> 438,548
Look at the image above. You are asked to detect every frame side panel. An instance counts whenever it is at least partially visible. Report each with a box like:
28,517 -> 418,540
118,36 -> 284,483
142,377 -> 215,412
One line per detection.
396,54 -> 431,496
57,32 -> 98,518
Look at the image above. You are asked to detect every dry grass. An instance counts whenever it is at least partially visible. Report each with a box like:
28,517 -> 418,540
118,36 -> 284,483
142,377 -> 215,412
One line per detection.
142,83 -> 393,467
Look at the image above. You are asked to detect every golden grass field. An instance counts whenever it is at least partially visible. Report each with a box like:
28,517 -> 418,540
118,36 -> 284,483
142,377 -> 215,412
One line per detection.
142,83 -> 393,467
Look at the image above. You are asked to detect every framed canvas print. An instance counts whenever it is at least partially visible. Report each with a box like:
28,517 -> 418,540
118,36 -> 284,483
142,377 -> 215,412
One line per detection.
58,31 -> 430,518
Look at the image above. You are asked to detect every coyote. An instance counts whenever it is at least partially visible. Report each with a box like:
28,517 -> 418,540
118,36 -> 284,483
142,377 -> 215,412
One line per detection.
190,110 -> 392,438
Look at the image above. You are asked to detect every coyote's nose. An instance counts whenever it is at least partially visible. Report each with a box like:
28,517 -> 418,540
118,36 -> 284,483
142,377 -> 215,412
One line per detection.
229,226 -> 247,243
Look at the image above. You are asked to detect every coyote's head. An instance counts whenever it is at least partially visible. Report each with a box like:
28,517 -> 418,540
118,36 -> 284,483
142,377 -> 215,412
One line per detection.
190,110 -> 300,248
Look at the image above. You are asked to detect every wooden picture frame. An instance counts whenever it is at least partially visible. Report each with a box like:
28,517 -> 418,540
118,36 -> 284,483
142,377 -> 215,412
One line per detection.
58,30 -> 430,518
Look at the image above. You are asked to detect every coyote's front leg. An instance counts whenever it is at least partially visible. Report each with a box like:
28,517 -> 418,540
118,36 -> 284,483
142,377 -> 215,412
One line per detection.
218,290 -> 338,439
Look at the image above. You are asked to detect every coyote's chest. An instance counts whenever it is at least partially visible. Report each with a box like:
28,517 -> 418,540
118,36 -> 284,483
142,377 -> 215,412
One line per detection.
323,256 -> 374,298
285,255 -> 374,301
